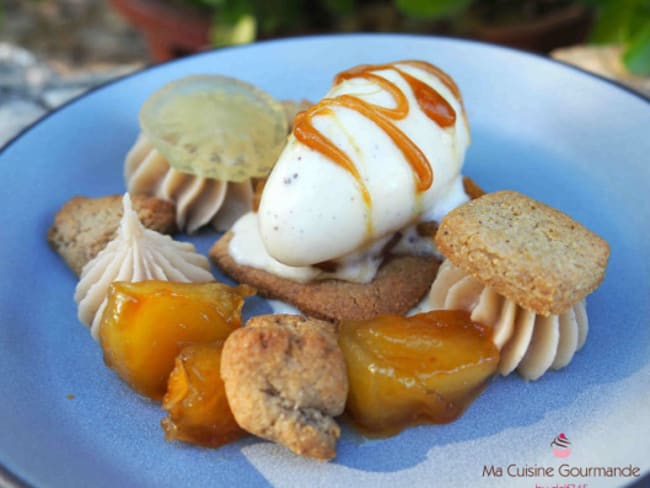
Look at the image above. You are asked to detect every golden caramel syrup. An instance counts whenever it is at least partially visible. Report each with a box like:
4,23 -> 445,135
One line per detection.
293,61 -> 463,208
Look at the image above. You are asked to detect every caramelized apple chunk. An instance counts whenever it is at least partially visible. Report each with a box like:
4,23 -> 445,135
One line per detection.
99,280 -> 253,400
338,311 -> 499,436
162,342 -> 244,447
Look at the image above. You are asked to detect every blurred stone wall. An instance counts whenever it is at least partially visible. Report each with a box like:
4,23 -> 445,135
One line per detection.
0,0 -> 149,66
0,0 -> 150,146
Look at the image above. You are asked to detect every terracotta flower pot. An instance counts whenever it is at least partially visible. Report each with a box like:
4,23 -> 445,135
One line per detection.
109,0 -> 211,62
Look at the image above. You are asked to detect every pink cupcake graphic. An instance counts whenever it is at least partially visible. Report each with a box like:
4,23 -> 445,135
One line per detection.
551,433 -> 571,458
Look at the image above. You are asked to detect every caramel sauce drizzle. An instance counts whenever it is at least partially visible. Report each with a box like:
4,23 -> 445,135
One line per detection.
293,61 -> 461,211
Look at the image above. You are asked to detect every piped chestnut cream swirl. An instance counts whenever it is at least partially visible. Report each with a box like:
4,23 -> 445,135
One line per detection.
425,260 -> 588,381
420,191 -> 609,381
258,60 -> 470,267
75,194 -> 214,340
125,134 -> 253,234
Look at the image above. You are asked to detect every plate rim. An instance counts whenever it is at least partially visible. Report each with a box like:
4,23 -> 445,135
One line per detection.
1,32 -> 648,157
1,32 -> 649,487
0,464 -> 30,488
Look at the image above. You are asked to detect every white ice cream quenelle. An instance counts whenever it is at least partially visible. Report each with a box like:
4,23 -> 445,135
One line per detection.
125,134 -> 253,234
258,61 -> 470,266
75,193 -> 214,340
426,260 -> 589,381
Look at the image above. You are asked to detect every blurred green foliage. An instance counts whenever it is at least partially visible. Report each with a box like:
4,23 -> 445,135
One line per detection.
394,0 -> 472,19
185,0 -> 480,45
587,0 -> 650,75
185,0 -> 649,75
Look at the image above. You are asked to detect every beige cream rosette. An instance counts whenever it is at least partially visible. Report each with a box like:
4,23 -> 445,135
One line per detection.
427,260 -> 588,381
125,134 -> 254,234
75,194 -> 214,340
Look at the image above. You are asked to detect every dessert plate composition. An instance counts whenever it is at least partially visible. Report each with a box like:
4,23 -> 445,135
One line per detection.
1,35 -> 649,488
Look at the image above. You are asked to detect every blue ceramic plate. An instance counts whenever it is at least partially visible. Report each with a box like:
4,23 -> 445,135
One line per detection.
1,35 -> 649,488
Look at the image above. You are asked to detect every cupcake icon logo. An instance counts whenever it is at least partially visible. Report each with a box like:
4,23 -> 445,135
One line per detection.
551,433 -> 572,458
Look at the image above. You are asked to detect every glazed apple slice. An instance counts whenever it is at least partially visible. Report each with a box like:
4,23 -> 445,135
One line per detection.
99,280 -> 252,400
162,342 -> 244,447
339,310 -> 499,436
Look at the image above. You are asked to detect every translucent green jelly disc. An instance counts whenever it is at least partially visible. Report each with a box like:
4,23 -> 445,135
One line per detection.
140,75 -> 288,182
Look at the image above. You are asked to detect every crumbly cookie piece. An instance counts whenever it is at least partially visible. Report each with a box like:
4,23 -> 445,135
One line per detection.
221,314 -> 348,460
435,190 -> 610,316
210,233 -> 440,321
48,194 -> 177,275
